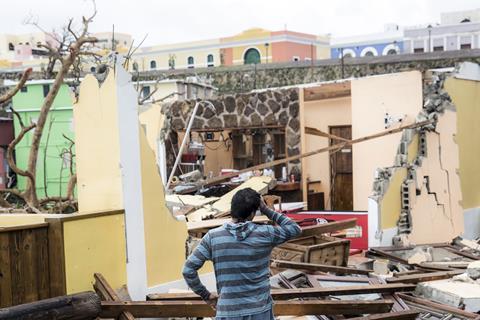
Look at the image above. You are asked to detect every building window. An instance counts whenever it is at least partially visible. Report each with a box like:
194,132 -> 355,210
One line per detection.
150,60 -> 157,70
386,49 -> 397,55
364,51 -> 374,56
343,53 -> 353,58
433,46 -> 444,52
207,54 -> 214,67
360,47 -> 378,57
142,86 -> 151,100
414,48 -> 424,53
8,42 -> 14,51
292,56 -> 300,62
43,84 -> 50,97
20,86 -> 27,93
461,43 -> 472,50
187,56 -> 194,68
133,62 -> 139,72
243,48 -> 261,64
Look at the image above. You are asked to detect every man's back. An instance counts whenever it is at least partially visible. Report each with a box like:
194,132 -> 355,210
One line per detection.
183,203 -> 301,318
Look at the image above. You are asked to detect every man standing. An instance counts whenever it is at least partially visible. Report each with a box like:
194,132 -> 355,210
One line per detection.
182,188 -> 301,319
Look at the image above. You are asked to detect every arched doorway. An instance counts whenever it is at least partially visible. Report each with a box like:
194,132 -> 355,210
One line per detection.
244,48 -> 261,64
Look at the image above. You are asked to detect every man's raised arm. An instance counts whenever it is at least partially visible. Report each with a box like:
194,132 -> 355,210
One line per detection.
259,199 -> 302,245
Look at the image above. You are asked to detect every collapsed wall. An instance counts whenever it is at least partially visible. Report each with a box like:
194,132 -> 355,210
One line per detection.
370,71 -> 463,245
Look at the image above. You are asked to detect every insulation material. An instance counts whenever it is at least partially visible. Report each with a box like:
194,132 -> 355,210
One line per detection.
211,176 -> 276,213
166,194 -> 219,208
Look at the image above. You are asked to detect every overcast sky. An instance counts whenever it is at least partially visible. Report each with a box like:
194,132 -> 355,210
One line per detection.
3,0 -> 480,46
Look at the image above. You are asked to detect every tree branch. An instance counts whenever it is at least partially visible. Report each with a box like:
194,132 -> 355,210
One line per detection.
7,123 -> 36,183
0,68 -> 32,106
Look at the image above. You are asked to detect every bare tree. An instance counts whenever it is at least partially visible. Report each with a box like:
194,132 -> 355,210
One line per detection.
0,3 -> 98,213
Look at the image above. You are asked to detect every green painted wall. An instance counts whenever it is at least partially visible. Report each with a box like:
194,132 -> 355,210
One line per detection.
12,82 -> 75,198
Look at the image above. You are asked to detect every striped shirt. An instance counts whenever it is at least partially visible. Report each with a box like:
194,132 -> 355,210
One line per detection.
182,206 -> 301,318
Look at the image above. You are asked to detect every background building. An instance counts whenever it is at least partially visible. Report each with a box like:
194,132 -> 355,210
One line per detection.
10,80 -> 75,198
330,24 -> 403,58
131,28 -> 330,71
404,10 -> 480,53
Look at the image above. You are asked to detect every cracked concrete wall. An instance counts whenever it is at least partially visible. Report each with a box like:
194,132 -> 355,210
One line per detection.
445,70 -> 480,239
351,71 -> 424,212
369,71 -> 465,245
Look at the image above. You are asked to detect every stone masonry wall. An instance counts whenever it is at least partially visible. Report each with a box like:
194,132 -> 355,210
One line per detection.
137,49 -> 480,93
161,88 -> 301,175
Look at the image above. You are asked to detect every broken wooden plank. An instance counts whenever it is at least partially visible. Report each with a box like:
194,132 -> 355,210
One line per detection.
347,310 -> 419,320
187,215 -> 270,232
147,284 -> 415,301
93,273 -> 134,320
100,300 -> 394,317
0,291 -> 101,320
386,270 -> 465,284
300,218 -> 357,237
204,120 -> 434,186
271,259 -> 372,275
397,293 -> 480,319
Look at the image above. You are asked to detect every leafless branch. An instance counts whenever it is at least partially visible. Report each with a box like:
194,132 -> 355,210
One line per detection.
0,68 -> 32,106
7,123 -> 36,184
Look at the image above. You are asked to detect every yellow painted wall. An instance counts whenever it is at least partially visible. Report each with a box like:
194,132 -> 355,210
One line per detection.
225,28 -> 271,64
445,77 -> 480,209
138,126 -> 212,286
133,48 -> 221,71
139,103 -> 164,155
74,75 -> 124,213
380,168 -> 407,229
351,71 -> 423,211
63,213 -> 127,293
303,96 -> 352,209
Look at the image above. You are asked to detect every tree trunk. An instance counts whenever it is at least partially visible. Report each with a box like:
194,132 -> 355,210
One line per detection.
0,291 -> 101,320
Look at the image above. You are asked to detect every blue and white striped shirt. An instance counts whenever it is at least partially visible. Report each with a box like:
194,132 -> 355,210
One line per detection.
182,207 -> 301,318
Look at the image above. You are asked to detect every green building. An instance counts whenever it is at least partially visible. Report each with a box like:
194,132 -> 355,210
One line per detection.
11,80 -> 75,198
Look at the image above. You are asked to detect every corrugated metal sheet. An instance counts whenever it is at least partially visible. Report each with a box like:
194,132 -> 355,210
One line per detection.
0,119 -> 13,146
0,148 -> 6,189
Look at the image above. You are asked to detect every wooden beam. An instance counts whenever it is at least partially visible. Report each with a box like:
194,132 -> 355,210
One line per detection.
305,127 -> 351,142
347,310 -> 420,320
204,119 -> 434,186
147,284 -> 415,301
0,291 -> 101,320
397,293 -> 480,319
271,259 -> 372,275
100,300 -> 394,318
187,215 -> 270,232
386,270 -> 464,284
300,218 -> 357,237
304,89 -> 351,101
93,273 -> 135,320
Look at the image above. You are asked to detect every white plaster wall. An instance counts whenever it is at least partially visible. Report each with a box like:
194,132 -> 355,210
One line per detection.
351,71 -> 423,211
303,96 -> 351,209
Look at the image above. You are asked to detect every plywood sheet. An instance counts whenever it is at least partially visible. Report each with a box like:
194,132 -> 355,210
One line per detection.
211,176 -> 275,213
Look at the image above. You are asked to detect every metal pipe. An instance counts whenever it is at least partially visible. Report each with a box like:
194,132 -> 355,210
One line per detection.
165,101 -> 215,190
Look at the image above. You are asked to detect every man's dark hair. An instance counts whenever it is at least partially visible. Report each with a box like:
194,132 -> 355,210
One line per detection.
231,188 -> 260,220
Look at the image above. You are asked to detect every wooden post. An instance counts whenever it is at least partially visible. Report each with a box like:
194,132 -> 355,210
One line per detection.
0,291 -> 101,320
100,299 -> 394,318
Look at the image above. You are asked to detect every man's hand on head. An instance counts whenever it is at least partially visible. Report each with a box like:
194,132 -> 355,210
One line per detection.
206,292 -> 218,310
259,195 -> 268,212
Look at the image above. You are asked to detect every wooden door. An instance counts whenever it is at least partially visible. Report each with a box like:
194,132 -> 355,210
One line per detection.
329,126 -> 353,211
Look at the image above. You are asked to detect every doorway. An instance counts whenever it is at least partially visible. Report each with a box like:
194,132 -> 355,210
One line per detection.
329,125 -> 353,210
